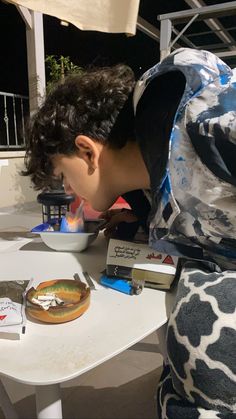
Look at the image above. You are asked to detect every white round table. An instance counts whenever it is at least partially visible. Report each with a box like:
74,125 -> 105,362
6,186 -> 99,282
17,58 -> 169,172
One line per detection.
0,216 -> 170,418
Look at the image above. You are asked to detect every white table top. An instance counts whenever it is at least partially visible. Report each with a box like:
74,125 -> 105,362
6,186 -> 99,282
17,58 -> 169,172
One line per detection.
0,213 -> 170,386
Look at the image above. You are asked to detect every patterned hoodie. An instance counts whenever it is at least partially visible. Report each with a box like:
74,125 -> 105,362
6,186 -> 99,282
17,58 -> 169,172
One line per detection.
134,48 -> 236,268
134,49 -> 236,418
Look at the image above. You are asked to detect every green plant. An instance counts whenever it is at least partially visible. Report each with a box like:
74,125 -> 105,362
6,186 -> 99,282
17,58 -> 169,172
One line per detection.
45,55 -> 83,93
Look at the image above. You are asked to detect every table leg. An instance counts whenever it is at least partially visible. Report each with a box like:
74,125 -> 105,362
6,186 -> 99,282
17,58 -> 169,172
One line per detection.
156,322 -> 168,364
0,379 -> 18,419
35,384 -> 62,419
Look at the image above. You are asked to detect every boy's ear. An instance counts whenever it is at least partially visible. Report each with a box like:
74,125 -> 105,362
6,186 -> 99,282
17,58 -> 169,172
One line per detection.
74,135 -> 101,170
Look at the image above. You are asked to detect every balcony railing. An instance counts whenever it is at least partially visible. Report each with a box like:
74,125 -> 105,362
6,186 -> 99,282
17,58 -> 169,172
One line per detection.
0,91 -> 29,150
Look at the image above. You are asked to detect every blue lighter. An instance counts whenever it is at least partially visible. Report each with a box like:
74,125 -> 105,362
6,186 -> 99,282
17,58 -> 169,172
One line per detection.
100,274 -> 144,295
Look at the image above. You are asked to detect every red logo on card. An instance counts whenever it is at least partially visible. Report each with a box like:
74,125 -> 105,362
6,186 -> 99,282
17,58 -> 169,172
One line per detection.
0,315 -> 7,321
162,255 -> 175,265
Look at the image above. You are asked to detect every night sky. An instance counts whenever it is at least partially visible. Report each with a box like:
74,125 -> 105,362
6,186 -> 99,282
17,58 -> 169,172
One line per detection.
0,1 -> 160,96
1,0 -> 236,96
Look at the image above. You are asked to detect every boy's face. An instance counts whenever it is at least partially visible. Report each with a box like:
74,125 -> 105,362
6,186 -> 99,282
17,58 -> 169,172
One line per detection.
52,136 -> 118,212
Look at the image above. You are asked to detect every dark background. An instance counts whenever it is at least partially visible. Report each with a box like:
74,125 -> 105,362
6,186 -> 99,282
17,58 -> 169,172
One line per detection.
0,0 -> 236,95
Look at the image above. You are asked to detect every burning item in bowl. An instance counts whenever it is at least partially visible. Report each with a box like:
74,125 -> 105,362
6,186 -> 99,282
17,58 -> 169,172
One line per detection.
26,279 -> 90,323
60,212 -> 84,232
31,200 -> 85,233
60,201 -> 84,233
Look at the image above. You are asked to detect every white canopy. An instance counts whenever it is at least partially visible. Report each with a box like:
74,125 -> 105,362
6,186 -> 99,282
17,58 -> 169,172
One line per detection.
7,0 -> 140,35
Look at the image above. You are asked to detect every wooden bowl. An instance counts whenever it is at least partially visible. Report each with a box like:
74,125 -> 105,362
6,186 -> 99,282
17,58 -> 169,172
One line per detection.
26,279 -> 90,323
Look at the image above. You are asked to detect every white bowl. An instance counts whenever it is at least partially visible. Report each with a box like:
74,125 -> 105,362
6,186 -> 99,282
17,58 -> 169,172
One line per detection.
39,231 -> 97,252
36,220 -> 105,252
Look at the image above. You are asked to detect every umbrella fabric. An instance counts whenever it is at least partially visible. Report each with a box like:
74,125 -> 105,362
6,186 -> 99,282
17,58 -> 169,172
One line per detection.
8,0 -> 140,35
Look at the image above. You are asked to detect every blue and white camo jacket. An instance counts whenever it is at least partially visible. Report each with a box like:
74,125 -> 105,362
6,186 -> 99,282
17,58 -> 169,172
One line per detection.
134,48 -> 236,268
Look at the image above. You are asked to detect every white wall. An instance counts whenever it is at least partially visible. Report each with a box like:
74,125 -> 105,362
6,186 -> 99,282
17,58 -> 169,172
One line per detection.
0,151 -> 37,208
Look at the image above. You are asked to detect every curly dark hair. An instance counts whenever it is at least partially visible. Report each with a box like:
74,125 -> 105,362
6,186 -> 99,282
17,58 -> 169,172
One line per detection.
23,64 -> 136,190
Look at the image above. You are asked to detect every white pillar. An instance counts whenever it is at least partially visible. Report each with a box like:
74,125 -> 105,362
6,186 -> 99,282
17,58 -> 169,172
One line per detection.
160,19 -> 172,61
25,11 -> 46,115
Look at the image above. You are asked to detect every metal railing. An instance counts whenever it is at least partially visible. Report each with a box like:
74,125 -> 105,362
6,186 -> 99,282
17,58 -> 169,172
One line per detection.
0,91 -> 29,150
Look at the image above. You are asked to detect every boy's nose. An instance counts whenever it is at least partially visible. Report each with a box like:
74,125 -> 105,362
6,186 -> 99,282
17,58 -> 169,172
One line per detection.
63,181 -> 74,195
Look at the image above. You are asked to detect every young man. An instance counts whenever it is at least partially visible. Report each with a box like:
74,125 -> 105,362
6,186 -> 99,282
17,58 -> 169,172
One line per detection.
24,48 -> 236,418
